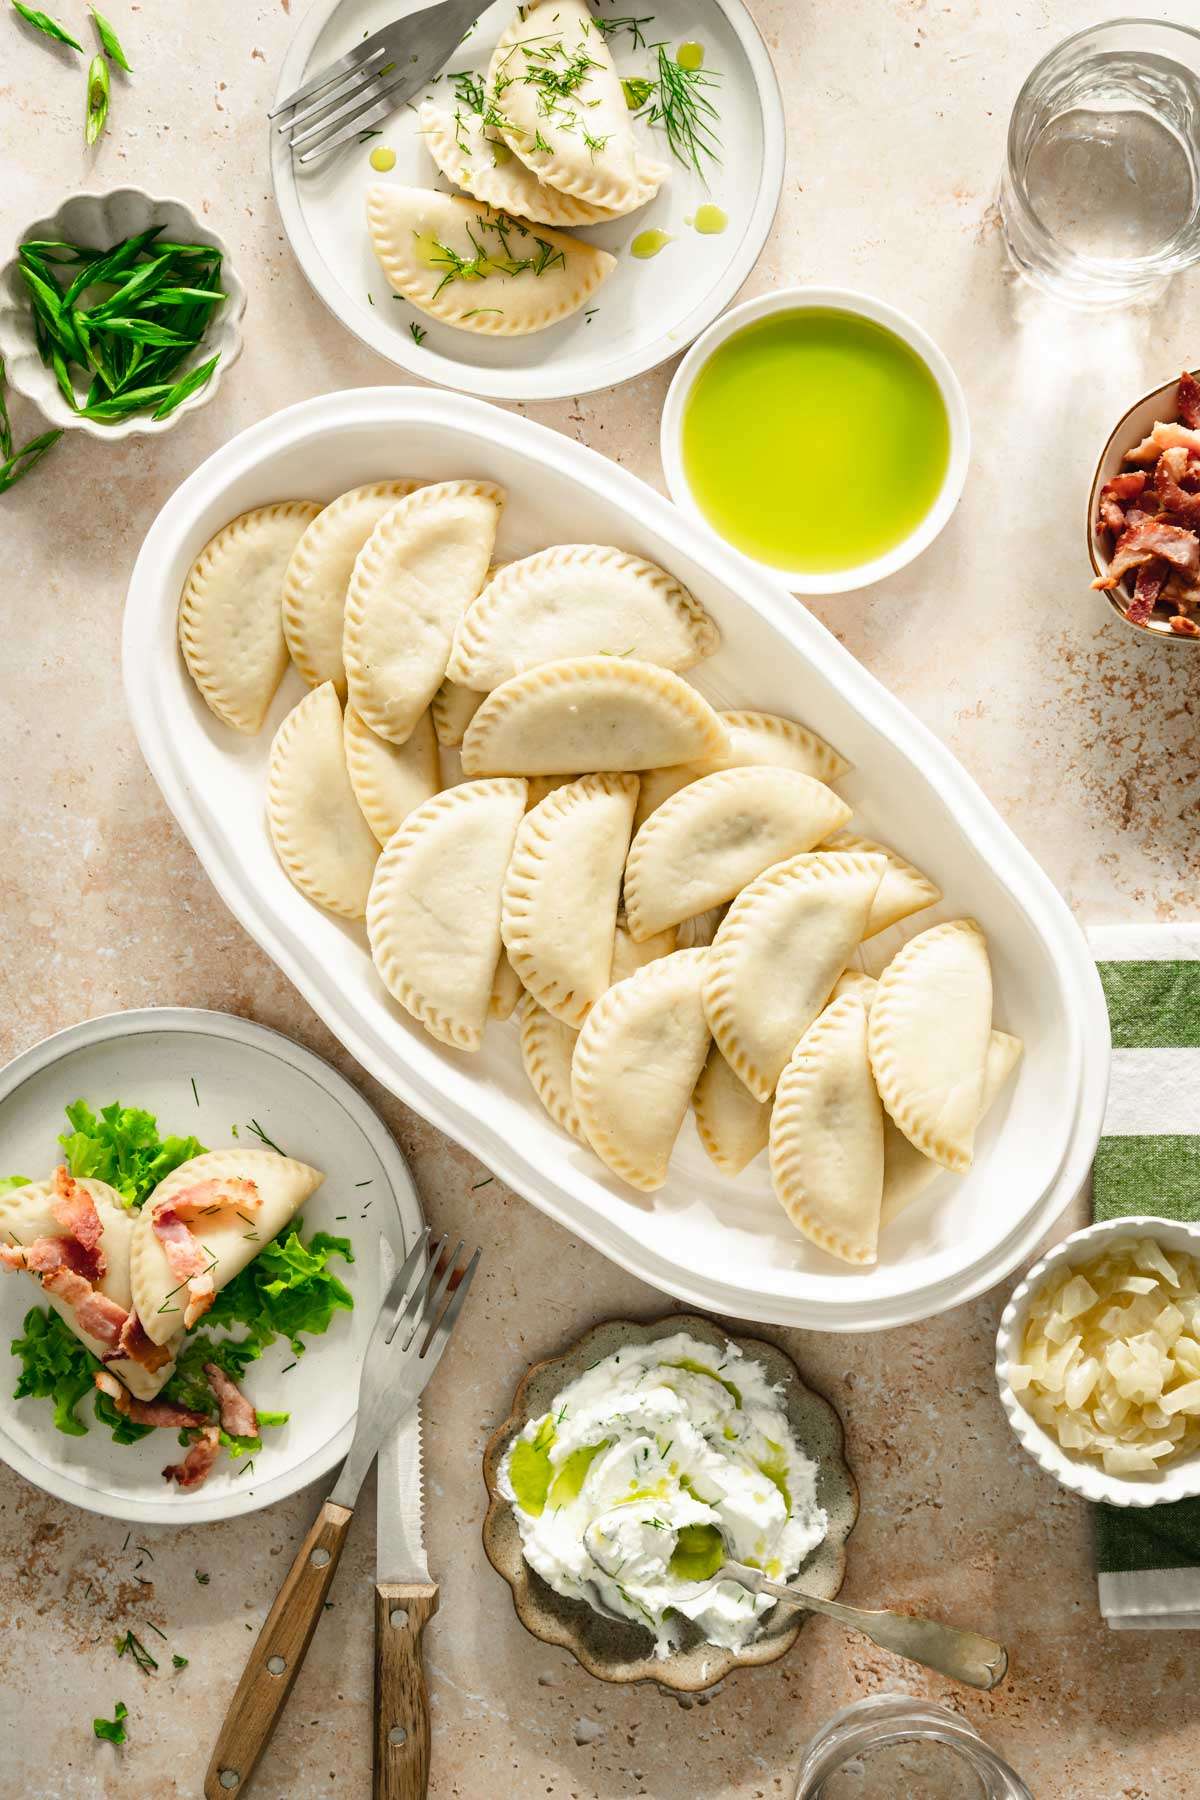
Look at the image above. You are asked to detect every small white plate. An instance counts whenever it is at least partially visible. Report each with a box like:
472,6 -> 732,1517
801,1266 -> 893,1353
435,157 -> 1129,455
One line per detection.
996,1216 -> 1200,1508
270,0 -> 784,401
0,1008 -> 422,1526
660,286 -> 970,595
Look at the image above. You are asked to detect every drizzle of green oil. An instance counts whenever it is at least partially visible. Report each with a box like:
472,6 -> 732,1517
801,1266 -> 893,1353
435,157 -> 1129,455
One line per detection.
756,1441 -> 792,1514
681,308 -> 950,574
669,1522 -> 725,1582
631,228 -> 672,259
508,1415 -> 557,1515
412,230 -> 443,269
369,145 -> 396,172
693,203 -> 727,235
665,1358 -> 742,1407
676,40 -> 705,70
489,138 -> 513,165
547,1440 -> 611,1508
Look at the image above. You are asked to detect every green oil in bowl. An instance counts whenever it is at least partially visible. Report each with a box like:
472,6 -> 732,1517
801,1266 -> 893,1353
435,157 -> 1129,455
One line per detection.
680,308 -> 951,575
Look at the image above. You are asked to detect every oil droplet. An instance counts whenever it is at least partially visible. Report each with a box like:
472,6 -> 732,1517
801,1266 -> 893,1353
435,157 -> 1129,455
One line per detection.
369,145 -> 396,172
412,230 -> 442,269
631,229 -> 672,259
693,203 -> 727,235
676,41 -> 705,70
489,139 -> 513,165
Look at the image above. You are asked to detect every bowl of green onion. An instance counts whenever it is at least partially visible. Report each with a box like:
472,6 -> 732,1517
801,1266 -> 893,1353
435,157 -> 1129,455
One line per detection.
0,186 -> 245,440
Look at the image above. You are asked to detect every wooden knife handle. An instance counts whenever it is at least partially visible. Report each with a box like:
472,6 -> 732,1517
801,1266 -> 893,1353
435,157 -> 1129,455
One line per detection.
204,1499 -> 352,1799
374,1580 -> 439,1800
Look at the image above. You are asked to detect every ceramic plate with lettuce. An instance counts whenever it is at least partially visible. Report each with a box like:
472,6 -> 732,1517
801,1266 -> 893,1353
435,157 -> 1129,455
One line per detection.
0,1010 -> 421,1524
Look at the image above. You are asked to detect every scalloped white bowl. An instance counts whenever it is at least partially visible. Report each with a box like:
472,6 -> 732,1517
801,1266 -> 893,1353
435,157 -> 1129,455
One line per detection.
996,1215 -> 1200,1508
0,186 -> 245,441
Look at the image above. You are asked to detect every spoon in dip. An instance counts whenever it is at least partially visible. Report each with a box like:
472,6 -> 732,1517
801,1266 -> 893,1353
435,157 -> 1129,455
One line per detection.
584,1516 -> 1008,1690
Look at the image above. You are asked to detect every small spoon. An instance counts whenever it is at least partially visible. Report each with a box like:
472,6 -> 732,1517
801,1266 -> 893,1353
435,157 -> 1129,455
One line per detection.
710,1558 -> 1008,1691
582,1518 -> 1007,1691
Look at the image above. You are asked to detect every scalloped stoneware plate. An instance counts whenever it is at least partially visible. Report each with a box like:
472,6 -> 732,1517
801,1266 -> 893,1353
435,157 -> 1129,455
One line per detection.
270,0 -> 784,401
0,1008 -> 421,1526
481,1314 -> 857,1690
123,387 -> 1111,1333
0,187 -> 246,441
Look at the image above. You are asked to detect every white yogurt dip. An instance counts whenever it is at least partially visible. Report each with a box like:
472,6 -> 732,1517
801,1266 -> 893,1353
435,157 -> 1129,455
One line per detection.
499,1330 -> 828,1656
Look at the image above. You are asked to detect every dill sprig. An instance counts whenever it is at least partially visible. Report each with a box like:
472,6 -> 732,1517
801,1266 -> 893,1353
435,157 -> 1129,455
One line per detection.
421,213 -> 565,300
591,15 -> 653,51
643,44 -> 722,175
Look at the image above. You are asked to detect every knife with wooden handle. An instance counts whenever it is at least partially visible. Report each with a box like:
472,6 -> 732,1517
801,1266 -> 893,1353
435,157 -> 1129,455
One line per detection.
374,1409 -> 436,1800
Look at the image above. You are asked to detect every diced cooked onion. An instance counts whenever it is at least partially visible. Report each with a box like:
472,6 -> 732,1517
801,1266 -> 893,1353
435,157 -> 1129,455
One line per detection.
1014,1237 -> 1200,1476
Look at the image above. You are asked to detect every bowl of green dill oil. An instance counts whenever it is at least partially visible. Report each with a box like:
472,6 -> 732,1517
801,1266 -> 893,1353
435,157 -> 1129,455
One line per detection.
660,287 -> 969,594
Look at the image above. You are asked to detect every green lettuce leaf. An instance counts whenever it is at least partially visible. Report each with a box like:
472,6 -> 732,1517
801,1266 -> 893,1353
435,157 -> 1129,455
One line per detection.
10,1306 -> 94,1435
92,1700 -> 128,1745
0,1174 -> 31,1192
58,1099 -> 206,1208
205,1219 -> 354,1355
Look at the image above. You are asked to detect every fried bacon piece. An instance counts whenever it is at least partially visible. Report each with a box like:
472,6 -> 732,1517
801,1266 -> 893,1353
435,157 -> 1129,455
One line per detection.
1126,559 -> 1169,627
1095,469 -> 1147,534
1092,519 -> 1200,590
162,1424 -> 222,1491
49,1167 -> 105,1281
1177,370 -> 1200,430
114,1309 -> 175,1373
151,1178 -> 261,1330
1170,615 -> 1200,637
205,1362 -> 258,1439
1,1238 -> 130,1350
1125,420 -> 1200,464
1154,449 -> 1200,528
94,1369 -> 209,1430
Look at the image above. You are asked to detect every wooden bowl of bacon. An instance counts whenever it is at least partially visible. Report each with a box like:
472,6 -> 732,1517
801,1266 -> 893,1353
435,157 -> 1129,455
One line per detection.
1088,369 -> 1200,642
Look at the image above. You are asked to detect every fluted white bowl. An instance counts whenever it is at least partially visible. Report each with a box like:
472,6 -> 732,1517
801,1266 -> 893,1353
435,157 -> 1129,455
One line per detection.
996,1215 -> 1200,1507
0,186 -> 245,441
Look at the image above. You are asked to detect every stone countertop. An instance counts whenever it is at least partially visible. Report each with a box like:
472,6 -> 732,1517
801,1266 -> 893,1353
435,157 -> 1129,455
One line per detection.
2,2 -> 1198,1796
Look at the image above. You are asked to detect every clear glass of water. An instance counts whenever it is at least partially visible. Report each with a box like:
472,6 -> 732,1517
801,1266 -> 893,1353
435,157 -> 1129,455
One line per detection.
1000,17 -> 1200,306
792,1695 -> 1034,1800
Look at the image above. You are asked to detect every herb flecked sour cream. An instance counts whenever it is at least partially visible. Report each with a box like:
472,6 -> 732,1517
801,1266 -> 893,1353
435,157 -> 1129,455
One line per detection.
500,1332 -> 828,1656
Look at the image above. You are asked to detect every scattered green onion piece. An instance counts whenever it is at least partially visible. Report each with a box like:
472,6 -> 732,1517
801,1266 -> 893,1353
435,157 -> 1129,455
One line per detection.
90,5 -> 130,70
92,1701 -> 128,1745
0,427 -> 63,491
85,51 -> 110,144
10,1 -> 82,50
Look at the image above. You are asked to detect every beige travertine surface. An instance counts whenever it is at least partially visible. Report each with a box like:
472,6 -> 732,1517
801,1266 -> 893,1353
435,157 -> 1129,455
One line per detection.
2,2 -> 1199,1796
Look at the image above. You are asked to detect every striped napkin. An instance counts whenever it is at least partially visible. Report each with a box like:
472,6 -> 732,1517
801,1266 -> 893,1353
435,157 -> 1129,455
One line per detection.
1090,924 -> 1200,1631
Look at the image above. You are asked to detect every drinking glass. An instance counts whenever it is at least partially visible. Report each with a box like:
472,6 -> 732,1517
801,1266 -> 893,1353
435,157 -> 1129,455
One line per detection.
793,1695 -> 1034,1800
1000,18 -> 1200,307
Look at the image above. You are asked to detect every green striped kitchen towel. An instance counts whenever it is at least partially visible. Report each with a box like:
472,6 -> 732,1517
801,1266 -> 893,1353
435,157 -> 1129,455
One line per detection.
1091,925 -> 1200,1631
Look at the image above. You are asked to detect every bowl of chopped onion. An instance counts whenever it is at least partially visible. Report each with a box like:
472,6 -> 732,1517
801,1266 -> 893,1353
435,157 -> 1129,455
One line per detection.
996,1217 -> 1200,1506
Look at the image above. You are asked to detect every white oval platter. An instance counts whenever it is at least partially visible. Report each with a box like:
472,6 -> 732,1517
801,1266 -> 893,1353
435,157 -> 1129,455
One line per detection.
270,0 -> 785,400
122,387 -> 1110,1333
0,1008 -> 421,1525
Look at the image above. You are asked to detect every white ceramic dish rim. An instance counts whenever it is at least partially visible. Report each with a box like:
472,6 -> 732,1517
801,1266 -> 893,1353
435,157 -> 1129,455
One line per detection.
0,186 -> 247,442
1085,366 -> 1200,649
268,0 -> 786,402
122,386 -> 1111,1332
659,285 -> 971,595
996,1214 -> 1200,1508
0,1006 -> 423,1526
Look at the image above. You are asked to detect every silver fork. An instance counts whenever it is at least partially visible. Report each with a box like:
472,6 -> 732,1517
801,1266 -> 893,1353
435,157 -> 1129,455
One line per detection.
272,0 -> 488,165
204,1229 -> 480,1798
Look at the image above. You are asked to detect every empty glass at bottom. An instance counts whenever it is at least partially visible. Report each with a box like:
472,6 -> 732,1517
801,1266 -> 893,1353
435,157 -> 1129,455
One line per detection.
793,1696 -> 1034,1800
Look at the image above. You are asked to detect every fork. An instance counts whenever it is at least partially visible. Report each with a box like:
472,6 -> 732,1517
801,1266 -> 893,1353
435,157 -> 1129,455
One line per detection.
272,0 -> 488,165
204,1229 -> 480,1797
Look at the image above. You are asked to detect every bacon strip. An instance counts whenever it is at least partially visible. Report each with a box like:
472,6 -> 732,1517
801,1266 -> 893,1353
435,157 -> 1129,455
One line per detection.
1178,371 -> 1200,430
1126,420 -> 1200,464
115,1309 -> 175,1374
50,1167 -> 105,1281
205,1362 -> 258,1438
1170,614 -> 1200,637
1153,451 -> 1200,528
1095,470 -> 1147,535
152,1179 -> 261,1330
1126,559 -> 1169,627
1092,520 -> 1200,589
1,1238 -> 129,1351
94,1370 -> 209,1429
162,1424 -> 221,1491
